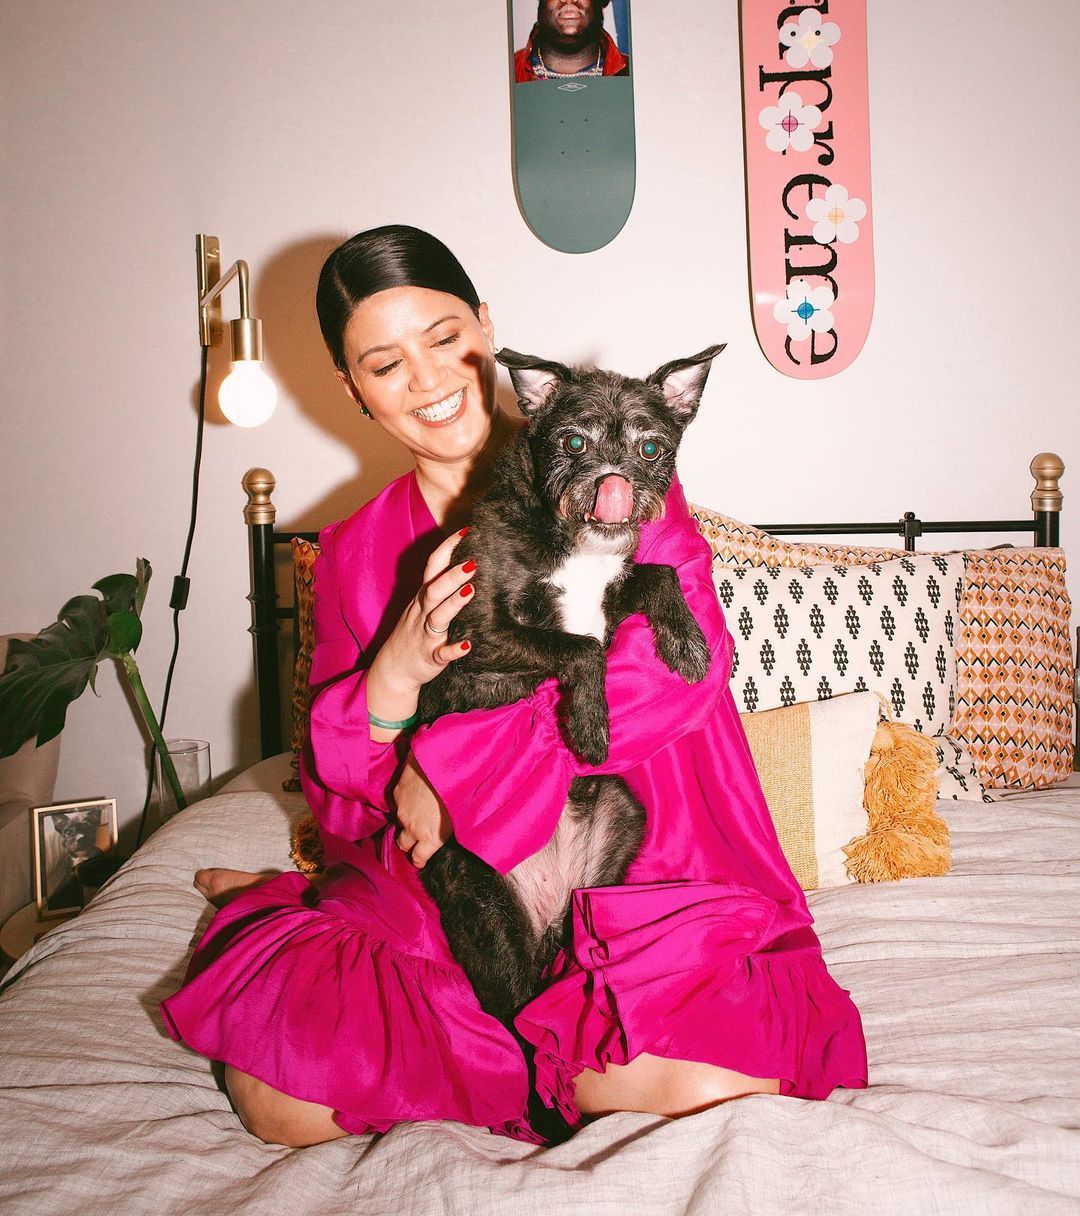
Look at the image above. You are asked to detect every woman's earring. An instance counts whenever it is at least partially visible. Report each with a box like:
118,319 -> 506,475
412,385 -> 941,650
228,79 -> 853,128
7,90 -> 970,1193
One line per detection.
360,405 -> 371,418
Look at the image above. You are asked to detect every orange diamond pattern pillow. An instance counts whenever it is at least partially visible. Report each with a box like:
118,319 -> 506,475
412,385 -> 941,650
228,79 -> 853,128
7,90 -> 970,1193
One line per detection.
690,503 -> 1075,790
952,548 -> 1074,789
690,504 -> 902,568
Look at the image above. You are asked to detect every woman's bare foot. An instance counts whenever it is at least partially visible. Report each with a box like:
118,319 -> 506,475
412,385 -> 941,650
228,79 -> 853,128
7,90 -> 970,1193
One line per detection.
193,868 -> 281,908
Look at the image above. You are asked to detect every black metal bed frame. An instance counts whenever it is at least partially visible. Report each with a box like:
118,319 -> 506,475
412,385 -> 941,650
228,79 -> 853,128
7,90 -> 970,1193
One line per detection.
242,452 -> 1067,761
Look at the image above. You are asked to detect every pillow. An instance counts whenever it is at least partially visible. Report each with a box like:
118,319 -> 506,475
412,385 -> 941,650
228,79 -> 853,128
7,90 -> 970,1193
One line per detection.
285,538 -> 320,792
691,503 -> 902,568
739,691 -> 881,889
844,719 -> 950,883
715,555 -> 966,735
952,548 -> 1074,790
691,504 -> 1075,789
934,734 -> 994,802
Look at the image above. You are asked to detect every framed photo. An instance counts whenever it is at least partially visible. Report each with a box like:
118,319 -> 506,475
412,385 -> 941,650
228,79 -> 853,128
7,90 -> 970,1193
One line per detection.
512,0 -> 631,83
32,798 -> 119,919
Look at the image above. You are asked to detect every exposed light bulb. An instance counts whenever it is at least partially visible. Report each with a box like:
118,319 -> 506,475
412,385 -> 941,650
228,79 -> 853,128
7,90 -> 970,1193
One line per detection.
219,360 -> 277,428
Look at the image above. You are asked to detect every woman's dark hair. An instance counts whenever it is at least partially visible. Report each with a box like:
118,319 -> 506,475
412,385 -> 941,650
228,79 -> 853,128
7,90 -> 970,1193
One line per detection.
316,225 -> 482,372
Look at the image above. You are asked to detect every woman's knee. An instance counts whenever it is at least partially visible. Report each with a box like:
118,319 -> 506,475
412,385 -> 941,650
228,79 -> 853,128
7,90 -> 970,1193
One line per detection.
224,1065 -> 348,1148
574,1053 -> 780,1120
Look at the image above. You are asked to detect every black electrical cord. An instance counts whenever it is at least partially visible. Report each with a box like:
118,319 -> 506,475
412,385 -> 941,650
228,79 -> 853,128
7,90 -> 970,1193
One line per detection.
135,346 -> 208,846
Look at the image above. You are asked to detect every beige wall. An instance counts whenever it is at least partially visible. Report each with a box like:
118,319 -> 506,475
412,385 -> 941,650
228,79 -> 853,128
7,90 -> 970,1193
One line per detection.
2,1 -> 1077,847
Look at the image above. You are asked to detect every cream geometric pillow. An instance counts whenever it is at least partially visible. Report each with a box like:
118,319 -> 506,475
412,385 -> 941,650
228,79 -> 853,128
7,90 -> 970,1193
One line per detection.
934,734 -> 994,802
716,554 -> 966,736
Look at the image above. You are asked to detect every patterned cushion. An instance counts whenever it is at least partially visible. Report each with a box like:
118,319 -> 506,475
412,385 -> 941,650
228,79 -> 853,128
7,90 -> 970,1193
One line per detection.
739,691 -> 880,889
691,503 -> 902,568
934,734 -> 993,802
285,538 -> 320,791
691,504 -> 1075,790
953,549 -> 1074,789
714,555 -> 966,736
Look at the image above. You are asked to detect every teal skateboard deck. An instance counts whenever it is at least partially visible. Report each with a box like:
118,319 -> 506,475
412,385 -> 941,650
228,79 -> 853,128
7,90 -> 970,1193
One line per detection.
509,1 -> 636,254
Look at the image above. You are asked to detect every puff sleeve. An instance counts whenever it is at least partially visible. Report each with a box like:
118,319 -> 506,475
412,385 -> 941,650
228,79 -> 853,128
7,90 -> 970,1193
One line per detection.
298,523 -> 405,843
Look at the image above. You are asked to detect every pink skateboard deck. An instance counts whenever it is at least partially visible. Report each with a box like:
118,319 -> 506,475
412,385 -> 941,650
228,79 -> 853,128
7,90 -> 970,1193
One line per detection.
740,0 -> 874,378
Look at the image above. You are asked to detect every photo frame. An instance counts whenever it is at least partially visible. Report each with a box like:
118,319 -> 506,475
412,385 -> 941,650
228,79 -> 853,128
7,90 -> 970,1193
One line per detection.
32,798 -> 119,919
512,0 -> 631,82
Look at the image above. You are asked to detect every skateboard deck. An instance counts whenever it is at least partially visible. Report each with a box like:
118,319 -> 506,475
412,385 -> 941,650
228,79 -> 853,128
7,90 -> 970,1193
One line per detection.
509,0 -> 635,254
740,0 -> 874,378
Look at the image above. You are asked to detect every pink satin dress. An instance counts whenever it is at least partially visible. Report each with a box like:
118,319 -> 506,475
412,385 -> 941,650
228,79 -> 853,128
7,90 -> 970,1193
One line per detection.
159,470 -> 868,1142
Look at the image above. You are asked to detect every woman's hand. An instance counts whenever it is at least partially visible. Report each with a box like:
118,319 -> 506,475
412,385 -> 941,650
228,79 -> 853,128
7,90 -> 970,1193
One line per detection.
366,528 -> 475,740
393,752 -> 452,867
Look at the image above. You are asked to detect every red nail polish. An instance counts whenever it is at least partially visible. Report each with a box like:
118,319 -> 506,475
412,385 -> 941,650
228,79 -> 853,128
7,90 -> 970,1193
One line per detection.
460,583 -> 473,597
458,527 -> 470,537
460,639 -> 471,651
462,559 -> 476,574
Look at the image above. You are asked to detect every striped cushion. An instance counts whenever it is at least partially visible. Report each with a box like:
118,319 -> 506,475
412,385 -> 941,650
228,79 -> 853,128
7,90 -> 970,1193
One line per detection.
740,691 -> 880,889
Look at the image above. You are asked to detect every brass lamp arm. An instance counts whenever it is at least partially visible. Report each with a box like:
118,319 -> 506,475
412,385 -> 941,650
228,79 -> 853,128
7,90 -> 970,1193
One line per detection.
196,234 -> 263,360
200,257 -> 251,319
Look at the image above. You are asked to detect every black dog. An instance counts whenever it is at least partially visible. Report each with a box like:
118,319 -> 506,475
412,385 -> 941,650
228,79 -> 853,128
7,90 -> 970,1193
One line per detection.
417,344 -> 724,1025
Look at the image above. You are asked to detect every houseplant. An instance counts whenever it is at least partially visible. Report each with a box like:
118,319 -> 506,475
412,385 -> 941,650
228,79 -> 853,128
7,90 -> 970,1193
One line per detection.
0,560 -> 187,810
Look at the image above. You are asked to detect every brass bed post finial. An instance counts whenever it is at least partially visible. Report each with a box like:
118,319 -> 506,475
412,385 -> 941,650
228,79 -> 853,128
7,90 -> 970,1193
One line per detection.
1030,453 -> 1064,548
243,467 -> 277,526
1030,453 -> 1064,514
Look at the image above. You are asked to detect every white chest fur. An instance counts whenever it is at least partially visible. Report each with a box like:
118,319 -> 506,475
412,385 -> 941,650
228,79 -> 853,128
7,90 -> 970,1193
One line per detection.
546,551 -> 626,641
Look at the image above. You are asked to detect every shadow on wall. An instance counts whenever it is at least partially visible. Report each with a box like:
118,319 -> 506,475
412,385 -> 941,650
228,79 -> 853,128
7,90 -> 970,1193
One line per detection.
256,232 -> 414,530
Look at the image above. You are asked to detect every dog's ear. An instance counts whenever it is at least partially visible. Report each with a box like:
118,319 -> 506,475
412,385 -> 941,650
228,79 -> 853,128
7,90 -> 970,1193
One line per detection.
647,344 -> 726,424
496,349 -> 569,416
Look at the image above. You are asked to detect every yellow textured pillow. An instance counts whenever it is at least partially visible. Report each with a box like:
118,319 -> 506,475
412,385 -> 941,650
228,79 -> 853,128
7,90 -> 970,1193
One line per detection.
845,721 -> 950,882
739,692 -> 948,889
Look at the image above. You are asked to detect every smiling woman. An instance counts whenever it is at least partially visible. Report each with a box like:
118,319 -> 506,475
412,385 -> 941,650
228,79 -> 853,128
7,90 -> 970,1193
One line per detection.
159,224 -> 867,1150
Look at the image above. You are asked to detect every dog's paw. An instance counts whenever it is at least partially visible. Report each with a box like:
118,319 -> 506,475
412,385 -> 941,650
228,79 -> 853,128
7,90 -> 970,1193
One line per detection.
568,700 -> 610,767
657,624 -> 711,684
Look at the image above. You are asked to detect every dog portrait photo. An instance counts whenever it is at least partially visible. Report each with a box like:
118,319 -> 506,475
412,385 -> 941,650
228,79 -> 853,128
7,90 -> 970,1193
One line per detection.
32,798 -> 118,918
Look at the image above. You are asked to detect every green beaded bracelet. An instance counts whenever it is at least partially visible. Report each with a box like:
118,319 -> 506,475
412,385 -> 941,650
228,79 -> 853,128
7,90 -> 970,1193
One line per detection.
368,709 -> 420,731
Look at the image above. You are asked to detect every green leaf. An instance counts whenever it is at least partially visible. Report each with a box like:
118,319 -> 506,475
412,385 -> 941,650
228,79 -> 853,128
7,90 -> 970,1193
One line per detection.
0,596 -> 109,757
106,611 -> 142,656
92,574 -> 139,617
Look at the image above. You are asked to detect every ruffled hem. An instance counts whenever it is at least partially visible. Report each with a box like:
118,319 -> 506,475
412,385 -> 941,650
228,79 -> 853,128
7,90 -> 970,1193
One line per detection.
514,882 -> 869,1130
159,870 -> 530,1134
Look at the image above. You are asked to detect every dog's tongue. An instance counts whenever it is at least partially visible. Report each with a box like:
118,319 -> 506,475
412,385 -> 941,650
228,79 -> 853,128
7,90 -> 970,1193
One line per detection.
592,474 -> 634,524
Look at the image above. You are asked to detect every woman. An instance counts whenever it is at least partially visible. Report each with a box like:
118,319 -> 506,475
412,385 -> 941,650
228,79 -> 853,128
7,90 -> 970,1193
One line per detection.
160,225 -> 868,1148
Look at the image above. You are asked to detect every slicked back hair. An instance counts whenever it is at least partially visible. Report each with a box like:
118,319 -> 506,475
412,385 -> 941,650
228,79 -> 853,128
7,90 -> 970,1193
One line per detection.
316,225 -> 482,372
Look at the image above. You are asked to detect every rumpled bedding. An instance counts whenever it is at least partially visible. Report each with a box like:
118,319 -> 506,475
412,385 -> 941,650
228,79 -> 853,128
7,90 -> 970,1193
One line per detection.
0,765 -> 1077,1215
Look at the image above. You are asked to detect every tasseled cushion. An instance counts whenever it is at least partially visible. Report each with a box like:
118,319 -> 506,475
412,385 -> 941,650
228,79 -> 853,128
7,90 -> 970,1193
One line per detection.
844,721 -> 950,882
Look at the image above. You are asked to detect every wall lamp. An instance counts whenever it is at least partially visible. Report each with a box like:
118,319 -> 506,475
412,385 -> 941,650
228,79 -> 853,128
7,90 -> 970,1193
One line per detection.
196,234 -> 278,427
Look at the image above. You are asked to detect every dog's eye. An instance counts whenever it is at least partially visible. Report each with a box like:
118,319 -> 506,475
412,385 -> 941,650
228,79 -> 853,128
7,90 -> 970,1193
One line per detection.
563,434 -> 587,455
639,439 -> 662,461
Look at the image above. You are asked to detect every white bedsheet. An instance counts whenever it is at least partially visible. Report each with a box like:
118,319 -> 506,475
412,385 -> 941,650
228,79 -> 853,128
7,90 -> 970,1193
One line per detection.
0,772 -> 1078,1215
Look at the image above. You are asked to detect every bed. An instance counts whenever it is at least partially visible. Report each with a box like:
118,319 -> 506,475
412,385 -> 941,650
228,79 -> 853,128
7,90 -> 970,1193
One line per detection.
1,457 -> 1077,1215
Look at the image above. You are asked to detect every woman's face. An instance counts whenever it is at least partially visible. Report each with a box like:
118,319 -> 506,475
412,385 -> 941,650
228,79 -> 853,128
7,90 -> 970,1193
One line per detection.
338,286 -> 498,466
